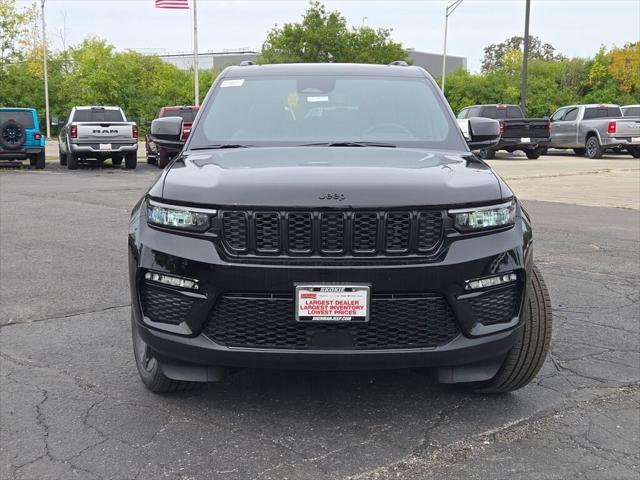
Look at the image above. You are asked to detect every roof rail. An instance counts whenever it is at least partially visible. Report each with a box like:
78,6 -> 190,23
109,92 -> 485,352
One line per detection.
389,60 -> 408,66
239,60 -> 254,66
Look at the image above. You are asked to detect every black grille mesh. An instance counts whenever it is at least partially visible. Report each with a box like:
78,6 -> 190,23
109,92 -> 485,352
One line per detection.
320,213 -> 345,253
255,212 -> 280,253
288,213 -> 313,252
221,210 -> 443,257
385,212 -> 411,252
222,212 -> 247,251
141,286 -> 194,325
204,294 -> 459,350
352,212 -> 378,253
417,212 -> 443,251
468,287 -> 520,325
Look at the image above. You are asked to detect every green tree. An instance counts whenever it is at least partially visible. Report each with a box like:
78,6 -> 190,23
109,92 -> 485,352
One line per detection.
482,35 -> 564,72
259,1 -> 406,64
0,0 -> 33,70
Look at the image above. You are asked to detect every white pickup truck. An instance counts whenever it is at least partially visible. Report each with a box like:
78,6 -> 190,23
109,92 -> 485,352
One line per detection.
549,104 -> 640,158
58,106 -> 138,169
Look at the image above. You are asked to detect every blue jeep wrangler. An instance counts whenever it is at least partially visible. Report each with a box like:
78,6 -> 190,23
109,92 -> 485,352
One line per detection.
0,108 -> 46,169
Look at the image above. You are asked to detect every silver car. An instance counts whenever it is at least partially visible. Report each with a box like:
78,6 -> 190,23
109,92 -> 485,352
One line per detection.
549,104 -> 640,158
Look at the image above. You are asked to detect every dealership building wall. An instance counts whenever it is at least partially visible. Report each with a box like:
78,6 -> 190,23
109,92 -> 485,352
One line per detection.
156,49 -> 467,77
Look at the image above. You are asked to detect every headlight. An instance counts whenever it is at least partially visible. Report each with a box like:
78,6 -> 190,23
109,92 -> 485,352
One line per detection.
449,200 -> 515,232
147,199 -> 215,232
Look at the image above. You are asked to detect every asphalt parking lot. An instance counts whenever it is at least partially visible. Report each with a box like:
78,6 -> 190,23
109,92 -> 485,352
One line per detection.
1,152 -> 639,479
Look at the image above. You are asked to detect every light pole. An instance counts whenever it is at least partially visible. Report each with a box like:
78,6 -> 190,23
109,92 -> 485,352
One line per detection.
441,0 -> 464,95
41,0 -> 50,138
362,16 -> 368,27
520,0 -> 531,112
192,0 -> 199,106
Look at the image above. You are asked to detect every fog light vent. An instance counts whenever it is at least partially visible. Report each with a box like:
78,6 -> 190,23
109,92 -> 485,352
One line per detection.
465,273 -> 517,290
144,271 -> 199,290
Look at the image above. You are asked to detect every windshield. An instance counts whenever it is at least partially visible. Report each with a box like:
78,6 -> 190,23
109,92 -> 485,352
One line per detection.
189,75 -> 465,150
0,111 -> 35,129
73,109 -> 125,122
162,109 -> 198,122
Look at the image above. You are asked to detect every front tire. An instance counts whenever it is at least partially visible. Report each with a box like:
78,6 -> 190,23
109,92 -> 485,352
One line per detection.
573,148 -> 586,156
469,265 -> 552,394
629,148 -> 640,158
478,148 -> 496,160
59,150 -> 67,166
112,154 -> 123,167
132,317 -> 198,393
124,151 -> 137,169
585,136 -> 604,159
146,154 -> 157,165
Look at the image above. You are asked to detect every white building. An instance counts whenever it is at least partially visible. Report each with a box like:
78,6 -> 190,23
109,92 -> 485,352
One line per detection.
157,49 -> 467,77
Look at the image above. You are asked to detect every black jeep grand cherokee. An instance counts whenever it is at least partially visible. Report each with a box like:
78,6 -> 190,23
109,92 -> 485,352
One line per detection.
128,63 -> 552,394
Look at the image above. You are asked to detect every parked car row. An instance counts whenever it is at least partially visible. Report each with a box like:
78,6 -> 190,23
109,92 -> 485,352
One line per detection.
457,103 -> 640,159
0,103 -> 201,171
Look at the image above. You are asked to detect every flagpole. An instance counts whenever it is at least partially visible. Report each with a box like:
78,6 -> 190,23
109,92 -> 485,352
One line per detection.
41,0 -> 51,139
192,0 -> 199,106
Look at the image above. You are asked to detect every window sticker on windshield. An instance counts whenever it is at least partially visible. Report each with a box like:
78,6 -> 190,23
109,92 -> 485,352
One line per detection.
220,79 -> 245,88
287,92 -> 299,110
307,96 -> 329,102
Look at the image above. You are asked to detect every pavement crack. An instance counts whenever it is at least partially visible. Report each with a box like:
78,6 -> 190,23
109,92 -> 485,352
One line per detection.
1,303 -> 131,328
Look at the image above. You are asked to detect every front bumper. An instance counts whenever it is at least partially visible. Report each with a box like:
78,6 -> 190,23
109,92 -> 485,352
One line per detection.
70,142 -> 138,154
497,137 -> 550,150
128,202 -> 533,378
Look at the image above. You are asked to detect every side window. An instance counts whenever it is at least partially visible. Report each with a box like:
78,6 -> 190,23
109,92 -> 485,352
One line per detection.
469,107 -> 482,117
457,109 -> 468,119
506,106 -> 523,118
551,108 -> 567,121
564,108 -> 579,121
583,108 -> 603,119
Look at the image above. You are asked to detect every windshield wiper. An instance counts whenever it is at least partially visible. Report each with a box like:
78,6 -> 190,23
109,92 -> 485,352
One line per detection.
190,144 -> 252,150
300,141 -> 397,148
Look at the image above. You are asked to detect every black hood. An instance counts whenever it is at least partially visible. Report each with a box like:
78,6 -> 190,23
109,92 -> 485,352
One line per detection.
160,147 -> 504,208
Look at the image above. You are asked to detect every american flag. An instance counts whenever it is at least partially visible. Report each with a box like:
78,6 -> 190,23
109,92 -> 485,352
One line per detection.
155,0 -> 189,9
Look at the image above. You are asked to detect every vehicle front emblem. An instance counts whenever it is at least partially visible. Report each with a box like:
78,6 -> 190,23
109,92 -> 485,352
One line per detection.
319,193 -> 346,201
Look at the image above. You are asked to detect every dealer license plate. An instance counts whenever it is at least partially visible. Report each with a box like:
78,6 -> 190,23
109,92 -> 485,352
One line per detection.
631,137 -> 640,144
99,143 -> 112,150
296,285 -> 369,322
521,137 -> 531,143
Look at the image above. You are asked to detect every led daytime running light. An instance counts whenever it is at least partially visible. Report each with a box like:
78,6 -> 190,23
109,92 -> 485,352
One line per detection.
145,271 -> 199,290
465,273 -> 517,290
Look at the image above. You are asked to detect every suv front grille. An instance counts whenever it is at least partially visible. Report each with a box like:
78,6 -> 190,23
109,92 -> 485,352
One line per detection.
221,210 -> 443,257
204,293 -> 459,350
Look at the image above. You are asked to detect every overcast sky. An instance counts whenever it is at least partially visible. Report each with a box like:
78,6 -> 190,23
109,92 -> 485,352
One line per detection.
18,0 -> 640,72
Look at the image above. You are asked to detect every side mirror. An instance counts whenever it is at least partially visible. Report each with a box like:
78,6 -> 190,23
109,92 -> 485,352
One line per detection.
150,117 -> 184,147
139,117 -> 147,126
51,116 -> 59,126
462,117 -> 501,151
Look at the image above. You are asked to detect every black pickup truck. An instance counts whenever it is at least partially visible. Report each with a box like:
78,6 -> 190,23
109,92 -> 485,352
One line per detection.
458,104 -> 550,159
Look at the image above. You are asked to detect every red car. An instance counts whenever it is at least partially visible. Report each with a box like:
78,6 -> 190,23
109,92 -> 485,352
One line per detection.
145,106 -> 199,168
